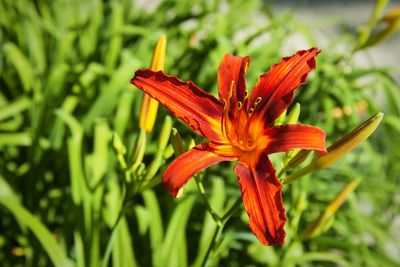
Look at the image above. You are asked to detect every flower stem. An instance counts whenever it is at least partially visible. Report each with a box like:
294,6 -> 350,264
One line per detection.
194,176 -> 222,224
101,184 -> 128,267
200,196 -> 242,267
221,196 -> 242,222
101,205 -> 125,267
201,224 -> 223,267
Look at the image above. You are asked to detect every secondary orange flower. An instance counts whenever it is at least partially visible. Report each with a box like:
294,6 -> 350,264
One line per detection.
130,48 -> 327,246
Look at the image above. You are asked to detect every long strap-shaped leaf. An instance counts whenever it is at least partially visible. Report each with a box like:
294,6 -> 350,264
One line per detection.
0,179 -> 72,267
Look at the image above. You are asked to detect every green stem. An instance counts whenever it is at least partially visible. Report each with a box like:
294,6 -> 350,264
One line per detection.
101,186 -> 128,267
195,176 -> 222,224
201,224 -> 223,267
221,196 -> 242,222
200,196 -> 242,267
101,219 -> 122,267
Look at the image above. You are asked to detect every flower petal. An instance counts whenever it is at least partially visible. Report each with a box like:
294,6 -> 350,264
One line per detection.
218,54 -> 250,105
234,153 -> 286,246
163,142 -> 236,197
131,70 -> 224,141
249,48 -> 320,126
260,124 -> 327,154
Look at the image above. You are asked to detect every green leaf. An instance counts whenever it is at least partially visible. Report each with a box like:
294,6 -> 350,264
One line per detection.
0,179 -> 72,267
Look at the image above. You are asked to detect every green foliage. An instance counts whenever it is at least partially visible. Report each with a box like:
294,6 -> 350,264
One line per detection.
0,0 -> 399,266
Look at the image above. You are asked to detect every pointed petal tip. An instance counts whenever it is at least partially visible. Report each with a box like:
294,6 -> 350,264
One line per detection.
175,188 -> 184,198
158,33 -> 167,44
375,112 -> 384,121
251,216 -> 286,246
262,124 -> 327,155
162,178 -> 181,198
249,47 -> 322,125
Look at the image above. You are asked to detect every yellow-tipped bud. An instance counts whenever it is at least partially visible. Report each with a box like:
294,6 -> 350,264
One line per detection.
302,178 -> 361,239
362,5 -> 400,48
325,178 -> 361,217
311,112 -> 383,170
382,6 -> 400,23
139,34 -> 167,133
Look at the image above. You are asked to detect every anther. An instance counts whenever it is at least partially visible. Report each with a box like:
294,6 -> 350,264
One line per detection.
229,81 -> 235,97
237,102 -> 242,110
222,99 -> 227,109
249,108 -> 254,114
255,97 -> 262,105
244,90 -> 249,98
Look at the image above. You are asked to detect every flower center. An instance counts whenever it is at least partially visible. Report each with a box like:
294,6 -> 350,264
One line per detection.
221,82 -> 263,152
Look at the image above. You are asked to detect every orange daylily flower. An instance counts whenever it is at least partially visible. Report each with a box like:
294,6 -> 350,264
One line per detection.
130,48 -> 327,246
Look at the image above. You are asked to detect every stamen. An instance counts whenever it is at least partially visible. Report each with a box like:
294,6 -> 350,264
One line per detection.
244,90 -> 249,98
235,108 -> 244,144
229,80 -> 235,97
221,113 -> 227,138
237,102 -> 242,110
243,110 -> 254,150
222,81 -> 235,143
255,97 -> 262,105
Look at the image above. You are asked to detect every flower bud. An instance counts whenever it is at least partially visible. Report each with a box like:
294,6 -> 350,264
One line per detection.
171,128 -> 185,156
139,34 -> 167,133
302,178 -> 361,239
286,103 -> 300,124
158,116 -> 172,151
274,109 -> 286,126
311,112 -> 383,170
130,129 -> 146,172
284,113 -> 383,184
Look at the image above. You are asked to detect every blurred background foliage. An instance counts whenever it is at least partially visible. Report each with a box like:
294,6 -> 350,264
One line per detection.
0,0 -> 399,266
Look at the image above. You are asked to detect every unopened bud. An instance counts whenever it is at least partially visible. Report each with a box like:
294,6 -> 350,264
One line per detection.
274,109 -> 287,126
131,129 -> 146,171
139,34 -> 167,133
382,6 -> 400,23
311,112 -> 383,170
286,103 -> 300,124
284,113 -> 383,184
283,103 -> 302,166
171,128 -> 185,156
158,116 -> 172,151
302,178 -> 361,239
112,132 -> 126,155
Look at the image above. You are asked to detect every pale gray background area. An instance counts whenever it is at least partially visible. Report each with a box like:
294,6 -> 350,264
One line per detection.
274,0 -> 400,69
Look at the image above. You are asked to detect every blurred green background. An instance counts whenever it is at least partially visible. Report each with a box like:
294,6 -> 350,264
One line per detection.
1,0 -> 399,266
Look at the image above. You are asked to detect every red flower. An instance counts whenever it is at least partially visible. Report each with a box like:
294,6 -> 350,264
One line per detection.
130,48 -> 327,246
